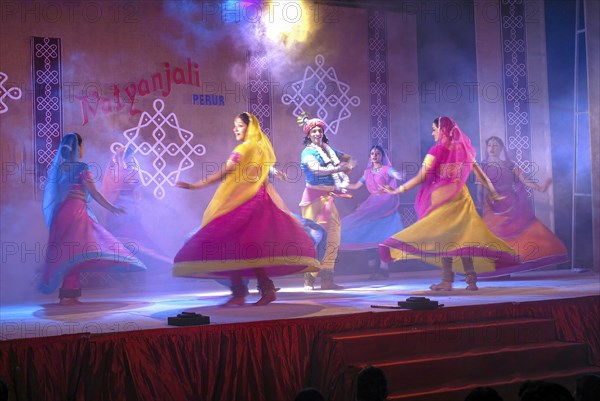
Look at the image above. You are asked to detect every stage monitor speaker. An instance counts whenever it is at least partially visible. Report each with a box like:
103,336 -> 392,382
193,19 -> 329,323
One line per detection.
398,296 -> 442,310
168,312 -> 210,326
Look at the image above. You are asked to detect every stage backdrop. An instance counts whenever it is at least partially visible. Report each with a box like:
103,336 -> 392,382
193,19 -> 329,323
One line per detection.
0,0 -> 563,303
0,1 -> 420,302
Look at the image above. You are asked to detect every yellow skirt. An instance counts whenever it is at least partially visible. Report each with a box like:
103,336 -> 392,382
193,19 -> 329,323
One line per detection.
380,186 -> 518,273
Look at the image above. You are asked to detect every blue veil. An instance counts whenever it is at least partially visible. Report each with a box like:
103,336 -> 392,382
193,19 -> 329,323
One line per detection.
42,133 -> 88,228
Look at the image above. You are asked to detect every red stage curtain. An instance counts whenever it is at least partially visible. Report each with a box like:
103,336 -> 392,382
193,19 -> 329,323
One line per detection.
1,296 -> 598,401
315,295 -> 600,400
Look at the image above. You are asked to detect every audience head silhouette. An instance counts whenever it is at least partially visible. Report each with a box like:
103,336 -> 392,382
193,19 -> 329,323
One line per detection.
519,380 -> 574,401
464,386 -> 504,401
356,365 -> 388,401
295,387 -> 325,401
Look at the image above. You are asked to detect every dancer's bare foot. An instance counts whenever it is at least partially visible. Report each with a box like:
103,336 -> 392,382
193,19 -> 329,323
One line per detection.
320,281 -> 344,290
59,297 -> 82,306
255,289 -> 276,306
220,296 -> 246,307
304,273 -> 316,290
429,282 -> 453,291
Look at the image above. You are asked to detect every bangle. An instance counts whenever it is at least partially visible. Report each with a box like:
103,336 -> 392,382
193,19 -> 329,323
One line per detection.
399,185 -> 406,193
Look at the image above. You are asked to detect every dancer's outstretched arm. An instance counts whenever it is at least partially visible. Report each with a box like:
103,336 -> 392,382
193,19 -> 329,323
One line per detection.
346,180 -> 364,190
381,164 -> 428,195
83,177 -> 125,214
513,166 -> 552,192
176,160 -> 236,190
472,162 -> 503,201
269,166 -> 289,182
390,169 -> 405,182
304,156 -> 354,177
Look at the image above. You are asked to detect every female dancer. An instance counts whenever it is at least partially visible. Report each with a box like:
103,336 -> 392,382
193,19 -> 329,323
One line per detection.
174,112 -> 321,306
478,136 -> 568,276
40,133 -> 146,305
101,146 -> 171,268
380,117 -> 518,291
341,145 -> 404,279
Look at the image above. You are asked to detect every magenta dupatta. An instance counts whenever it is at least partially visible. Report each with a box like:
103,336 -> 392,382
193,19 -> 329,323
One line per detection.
364,147 -> 398,193
415,116 -> 477,219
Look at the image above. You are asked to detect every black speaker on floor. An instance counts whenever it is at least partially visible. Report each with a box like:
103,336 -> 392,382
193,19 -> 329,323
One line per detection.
168,311 -> 210,326
398,297 -> 442,310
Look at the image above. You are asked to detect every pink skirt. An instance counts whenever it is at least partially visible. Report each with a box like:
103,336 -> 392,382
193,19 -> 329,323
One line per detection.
173,186 -> 321,279
40,197 -> 146,293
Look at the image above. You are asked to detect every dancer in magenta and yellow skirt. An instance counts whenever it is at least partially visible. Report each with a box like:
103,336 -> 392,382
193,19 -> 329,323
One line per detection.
174,113 -> 321,306
380,117 -> 518,291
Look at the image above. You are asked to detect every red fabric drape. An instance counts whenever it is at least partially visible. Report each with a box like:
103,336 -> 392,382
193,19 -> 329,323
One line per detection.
1,296 -> 598,401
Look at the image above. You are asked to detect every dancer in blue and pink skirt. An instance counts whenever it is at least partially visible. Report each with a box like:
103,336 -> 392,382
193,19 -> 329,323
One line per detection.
40,133 -> 146,305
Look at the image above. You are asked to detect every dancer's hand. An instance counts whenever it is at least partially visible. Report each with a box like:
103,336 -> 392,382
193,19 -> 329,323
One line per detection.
380,185 -> 397,194
337,162 -> 353,174
272,169 -> 288,182
489,192 -> 506,202
111,205 -> 126,215
391,170 -> 406,182
537,177 -> 552,193
176,181 -> 198,190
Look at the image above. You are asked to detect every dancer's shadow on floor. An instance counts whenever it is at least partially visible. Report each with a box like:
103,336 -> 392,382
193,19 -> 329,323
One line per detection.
151,302 -> 325,324
34,301 -> 153,318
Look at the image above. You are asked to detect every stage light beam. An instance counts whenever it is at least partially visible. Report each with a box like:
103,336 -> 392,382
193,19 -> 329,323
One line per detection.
260,0 -> 310,48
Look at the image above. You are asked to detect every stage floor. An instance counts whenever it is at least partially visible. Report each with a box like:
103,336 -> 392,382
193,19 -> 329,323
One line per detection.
1,269 -> 598,341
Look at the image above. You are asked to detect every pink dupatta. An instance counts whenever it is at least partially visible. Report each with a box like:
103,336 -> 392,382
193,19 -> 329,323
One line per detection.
415,116 -> 476,219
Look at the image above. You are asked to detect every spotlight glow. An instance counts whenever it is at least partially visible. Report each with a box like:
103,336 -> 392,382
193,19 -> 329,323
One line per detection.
261,0 -> 310,48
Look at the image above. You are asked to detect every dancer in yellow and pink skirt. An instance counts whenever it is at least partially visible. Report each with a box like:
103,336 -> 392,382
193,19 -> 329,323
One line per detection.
174,113 -> 321,306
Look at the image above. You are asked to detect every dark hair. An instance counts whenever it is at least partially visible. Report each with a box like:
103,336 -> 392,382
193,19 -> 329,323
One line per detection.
294,387 -> 325,401
60,132 -> 83,160
486,136 -> 505,148
356,366 -> 388,401
433,117 -> 440,128
303,132 -> 329,146
518,381 -> 545,397
370,145 -> 385,159
464,386 -> 503,401
237,112 -> 250,126
519,381 -> 574,401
